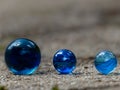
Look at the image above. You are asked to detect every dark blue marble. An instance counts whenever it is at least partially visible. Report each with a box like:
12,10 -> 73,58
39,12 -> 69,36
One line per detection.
53,49 -> 76,74
5,38 -> 41,75
94,50 -> 117,75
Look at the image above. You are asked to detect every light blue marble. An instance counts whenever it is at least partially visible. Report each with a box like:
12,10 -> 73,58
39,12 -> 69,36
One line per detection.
94,50 -> 117,75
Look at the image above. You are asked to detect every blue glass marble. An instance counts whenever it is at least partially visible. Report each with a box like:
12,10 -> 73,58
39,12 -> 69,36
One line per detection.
5,38 -> 41,75
94,50 -> 117,75
53,49 -> 77,74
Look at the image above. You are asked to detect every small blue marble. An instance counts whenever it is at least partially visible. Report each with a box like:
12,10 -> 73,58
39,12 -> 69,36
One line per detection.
53,49 -> 77,74
94,50 -> 117,75
5,38 -> 41,75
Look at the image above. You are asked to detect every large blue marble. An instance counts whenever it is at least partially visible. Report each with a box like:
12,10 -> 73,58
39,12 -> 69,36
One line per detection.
5,38 -> 41,75
53,49 -> 76,74
94,50 -> 117,75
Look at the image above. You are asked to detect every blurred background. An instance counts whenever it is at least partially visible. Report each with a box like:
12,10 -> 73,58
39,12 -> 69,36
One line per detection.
0,0 -> 120,58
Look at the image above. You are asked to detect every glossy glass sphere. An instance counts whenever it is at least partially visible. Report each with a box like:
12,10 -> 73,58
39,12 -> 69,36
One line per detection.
5,38 -> 41,75
94,50 -> 117,75
53,49 -> 77,74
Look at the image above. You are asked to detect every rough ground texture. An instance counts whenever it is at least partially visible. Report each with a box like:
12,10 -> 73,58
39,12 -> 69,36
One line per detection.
0,0 -> 120,90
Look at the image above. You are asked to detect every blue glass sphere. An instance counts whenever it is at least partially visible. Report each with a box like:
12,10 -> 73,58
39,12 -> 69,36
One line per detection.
5,38 -> 41,75
53,49 -> 77,74
94,50 -> 117,75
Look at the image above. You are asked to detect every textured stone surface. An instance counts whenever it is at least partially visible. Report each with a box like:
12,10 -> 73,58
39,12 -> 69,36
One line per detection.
0,28 -> 120,90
